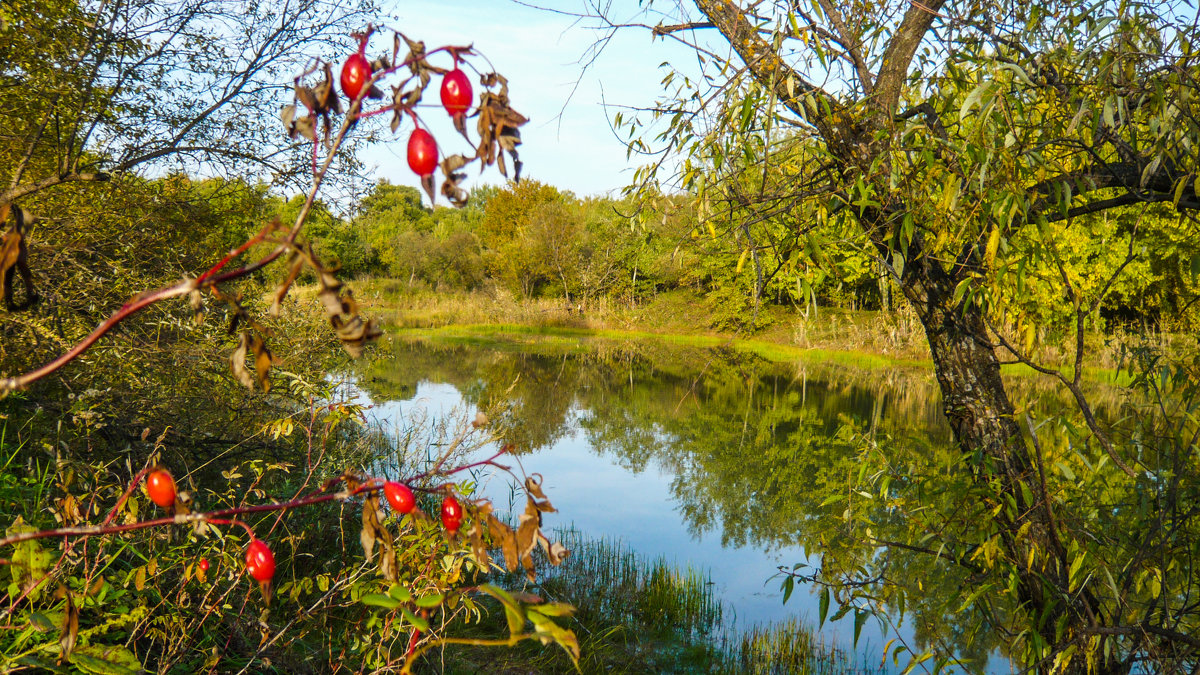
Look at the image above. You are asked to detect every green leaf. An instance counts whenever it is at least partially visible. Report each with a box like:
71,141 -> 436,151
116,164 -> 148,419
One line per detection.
959,81 -> 991,121
400,606 -> 430,632
414,593 -> 444,609
531,602 -> 574,617
360,593 -> 401,610
853,609 -> 867,648
818,587 -> 830,628
388,584 -> 412,603
28,612 -> 55,632
478,584 -> 525,636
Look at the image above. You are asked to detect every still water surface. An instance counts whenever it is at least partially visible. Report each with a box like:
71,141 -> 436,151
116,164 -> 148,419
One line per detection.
350,332 -> 1009,672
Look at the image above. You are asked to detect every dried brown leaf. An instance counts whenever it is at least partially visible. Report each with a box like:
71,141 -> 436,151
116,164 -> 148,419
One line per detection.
538,532 -> 571,566
360,493 -> 397,580
452,112 -> 469,139
441,154 -> 474,174
441,173 -> 469,208
294,86 -> 317,112
269,248 -> 304,317
314,63 -> 342,115
230,333 -> 255,390
420,174 -> 436,206
60,591 -> 78,660
468,521 -> 490,569
488,515 -> 519,573
250,334 -> 272,393
188,288 -> 204,324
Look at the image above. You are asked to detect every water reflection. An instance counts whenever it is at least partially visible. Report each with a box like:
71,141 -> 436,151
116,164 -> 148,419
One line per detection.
353,333 -> 1015,671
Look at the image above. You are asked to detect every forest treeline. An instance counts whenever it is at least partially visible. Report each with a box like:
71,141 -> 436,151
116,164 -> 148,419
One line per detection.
10,166 -> 1196,361
269,175 -> 1197,333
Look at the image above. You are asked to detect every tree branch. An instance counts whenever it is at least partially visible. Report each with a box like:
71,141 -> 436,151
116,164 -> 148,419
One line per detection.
652,21 -> 714,36
692,0 -> 839,135
874,0 -> 947,115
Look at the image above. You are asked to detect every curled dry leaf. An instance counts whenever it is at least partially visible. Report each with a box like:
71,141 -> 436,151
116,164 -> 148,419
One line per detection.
361,492 -> 397,581
59,591 -> 78,660
1,203 -> 38,310
525,475 -> 546,500
475,72 -> 528,182
250,334 -> 273,392
230,332 -> 274,391
230,333 -> 255,390
281,105 -> 316,142
439,154 -> 474,207
538,532 -> 570,566
287,63 -> 341,144
188,287 -> 204,324
292,242 -> 382,357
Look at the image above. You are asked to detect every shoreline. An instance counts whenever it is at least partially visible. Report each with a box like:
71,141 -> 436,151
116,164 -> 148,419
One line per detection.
351,281 -> 1130,384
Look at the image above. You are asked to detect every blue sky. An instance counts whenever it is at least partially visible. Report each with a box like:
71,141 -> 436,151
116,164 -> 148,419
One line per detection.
361,0 -> 705,198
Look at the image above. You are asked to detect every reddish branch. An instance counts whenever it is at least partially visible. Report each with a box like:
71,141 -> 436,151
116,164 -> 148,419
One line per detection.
0,438 -> 514,556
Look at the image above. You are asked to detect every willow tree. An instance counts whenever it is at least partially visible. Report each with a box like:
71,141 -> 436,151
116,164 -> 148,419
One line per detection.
601,0 -> 1200,671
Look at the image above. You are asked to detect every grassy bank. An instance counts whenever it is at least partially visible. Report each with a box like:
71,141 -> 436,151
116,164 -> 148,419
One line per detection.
352,280 -> 932,360
350,280 -> 1149,383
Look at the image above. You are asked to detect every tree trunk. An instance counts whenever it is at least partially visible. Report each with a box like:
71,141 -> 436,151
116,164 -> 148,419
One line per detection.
902,261 -> 1116,675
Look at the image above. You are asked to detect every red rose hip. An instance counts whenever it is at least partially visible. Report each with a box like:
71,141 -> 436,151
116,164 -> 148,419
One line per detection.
407,128 -> 438,176
384,481 -> 415,514
440,495 -> 463,533
145,469 -> 177,509
245,539 -> 276,582
440,68 -> 472,116
341,52 -> 372,101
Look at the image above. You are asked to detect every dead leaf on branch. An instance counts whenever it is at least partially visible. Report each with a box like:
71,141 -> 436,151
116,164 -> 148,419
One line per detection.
188,287 -> 204,324
229,333 -> 255,390
440,156 -> 473,207
281,105 -> 316,142
361,492 -> 397,581
474,73 -> 527,182
59,590 -> 78,661
229,332 -> 277,391
285,63 -> 341,144
1,203 -> 38,311
289,242 -> 382,357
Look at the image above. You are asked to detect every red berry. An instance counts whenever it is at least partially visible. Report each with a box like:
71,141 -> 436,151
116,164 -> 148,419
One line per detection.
440,495 -> 463,533
440,68 -> 472,116
384,481 -> 415,514
145,469 -> 176,509
198,558 -> 210,572
341,52 -> 372,101
407,128 -> 438,176
245,539 -> 275,582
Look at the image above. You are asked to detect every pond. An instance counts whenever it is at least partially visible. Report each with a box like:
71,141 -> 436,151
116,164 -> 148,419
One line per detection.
348,330 -> 1017,673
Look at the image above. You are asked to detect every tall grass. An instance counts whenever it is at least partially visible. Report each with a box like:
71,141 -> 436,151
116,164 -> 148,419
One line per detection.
721,619 -> 881,675
491,527 -> 880,674
540,529 -> 722,640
